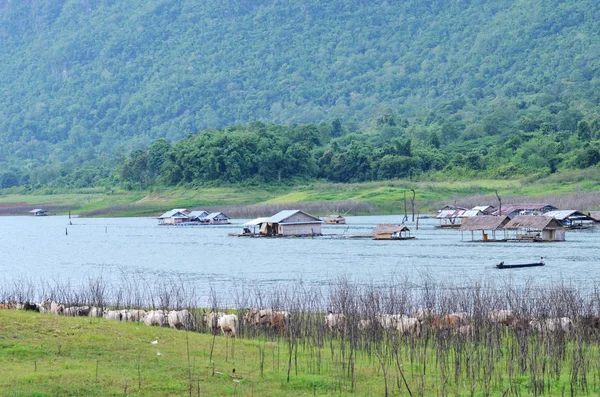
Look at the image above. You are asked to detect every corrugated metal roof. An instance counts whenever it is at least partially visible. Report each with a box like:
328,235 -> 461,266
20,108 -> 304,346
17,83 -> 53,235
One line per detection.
267,210 -> 322,224
590,211 -> 600,221
472,205 -> 493,212
29,209 -> 45,213
544,210 -> 582,220
372,224 -> 410,235
462,210 -> 483,218
438,205 -> 468,212
205,212 -> 229,220
158,209 -> 189,219
459,216 -> 510,231
244,217 -> 270,226
436,209 -> 467,219
492,204 -> 557,216
504,215 -> 564,230
188,210 -> 209,219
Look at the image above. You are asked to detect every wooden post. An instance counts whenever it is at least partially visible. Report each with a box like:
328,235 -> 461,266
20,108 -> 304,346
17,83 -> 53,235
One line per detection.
403,191 -> 408,223
495,190 -> 502,217
410,189 -> 416,222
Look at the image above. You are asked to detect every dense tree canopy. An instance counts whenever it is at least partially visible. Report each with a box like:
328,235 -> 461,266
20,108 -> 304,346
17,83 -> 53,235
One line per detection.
0,0 -> 599,188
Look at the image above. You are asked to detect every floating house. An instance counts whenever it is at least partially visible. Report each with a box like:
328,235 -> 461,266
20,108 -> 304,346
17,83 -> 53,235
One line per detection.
188,210 -> 209,222
253,210 -> 323,236
436,206 -> 468,228
29,209 -> 48,216
201,212 -> 231,225
459,216 -> 510,242
472,205 -> 496,215
492,204 -> 558,218
372,224 -> 414,240
324,215 -> 346,224
158,209 -> 190,225
544,210 -> 596,229
242,217 -> 270,234
504,215 -> 565,242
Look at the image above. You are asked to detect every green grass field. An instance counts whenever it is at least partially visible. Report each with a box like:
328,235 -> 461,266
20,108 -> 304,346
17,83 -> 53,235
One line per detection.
1,171 -> 600,217
0,310 -> 387,396
2,309 -> 600,396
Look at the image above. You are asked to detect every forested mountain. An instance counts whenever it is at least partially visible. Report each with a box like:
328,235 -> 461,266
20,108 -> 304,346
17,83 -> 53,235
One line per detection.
1,0 -> 600,188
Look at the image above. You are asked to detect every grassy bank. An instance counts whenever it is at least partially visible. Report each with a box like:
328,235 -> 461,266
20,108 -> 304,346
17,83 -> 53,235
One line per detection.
2,307 -> 600,396
1,170 -> 600,217
4,275 -> 600,396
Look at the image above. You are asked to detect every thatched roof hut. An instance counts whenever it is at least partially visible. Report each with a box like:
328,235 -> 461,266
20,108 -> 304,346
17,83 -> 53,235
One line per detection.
324,215 -> 346,224
504,215 -> 565,242
459,216 -> 510,231
372,224 -> 413,240
459,215 -> 510,242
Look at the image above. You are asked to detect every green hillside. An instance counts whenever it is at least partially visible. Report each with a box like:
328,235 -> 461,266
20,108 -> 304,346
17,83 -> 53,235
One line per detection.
1,0 -> 599,188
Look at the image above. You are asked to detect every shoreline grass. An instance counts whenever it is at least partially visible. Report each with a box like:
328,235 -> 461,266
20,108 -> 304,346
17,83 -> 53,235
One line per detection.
3,276 -> 600,395
1,172 -> 600,218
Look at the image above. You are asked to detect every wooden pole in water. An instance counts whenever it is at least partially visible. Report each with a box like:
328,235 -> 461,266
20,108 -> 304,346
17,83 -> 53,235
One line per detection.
410,189 -> 416,222
495,189 -> 502,217
403,191 -> 408,223
65,228 -> 68,236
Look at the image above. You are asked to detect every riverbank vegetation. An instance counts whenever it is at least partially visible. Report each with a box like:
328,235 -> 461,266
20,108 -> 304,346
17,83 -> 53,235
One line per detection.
1,1 -> 600,191
2,170 -> 600,218
2,276 -> 600,395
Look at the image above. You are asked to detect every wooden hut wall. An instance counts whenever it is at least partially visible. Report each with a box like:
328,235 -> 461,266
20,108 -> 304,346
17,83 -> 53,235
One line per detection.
280,223 -> 321,236
374,233 -> 393,240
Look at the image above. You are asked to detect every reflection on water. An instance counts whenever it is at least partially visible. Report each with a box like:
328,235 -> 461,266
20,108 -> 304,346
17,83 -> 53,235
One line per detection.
1,215 -> 599,296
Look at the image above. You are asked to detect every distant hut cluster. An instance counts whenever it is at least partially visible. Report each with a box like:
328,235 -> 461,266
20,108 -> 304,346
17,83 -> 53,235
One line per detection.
440,202 -> 599,243
29,209 -> 48,216
324,214 -> 346,224
158,209 -> 230,226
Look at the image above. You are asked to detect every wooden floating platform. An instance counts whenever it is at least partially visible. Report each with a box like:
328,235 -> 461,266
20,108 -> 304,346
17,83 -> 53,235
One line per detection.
228,233 -> 416,240
435,224 -> 461,229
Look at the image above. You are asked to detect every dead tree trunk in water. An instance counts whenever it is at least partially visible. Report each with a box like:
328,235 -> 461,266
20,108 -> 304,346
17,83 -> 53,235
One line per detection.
403,191 -> 408,223
495,190 -> 502,217
410,189 -> 416,222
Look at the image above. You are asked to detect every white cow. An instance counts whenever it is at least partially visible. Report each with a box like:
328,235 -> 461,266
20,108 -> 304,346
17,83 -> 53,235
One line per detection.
88,307 -> 105,318
167,310 -> 195,330
63,306 -> 91,316
50,301 -> 64,315
218,314 -> 238,337
396,315 -> 421,336
144,310 -> 168,327
104,310 -> 122,321
205,311 -> 237,337
488,309 -> 513,324
324,312 -> 346,333
530,317 -> 573,333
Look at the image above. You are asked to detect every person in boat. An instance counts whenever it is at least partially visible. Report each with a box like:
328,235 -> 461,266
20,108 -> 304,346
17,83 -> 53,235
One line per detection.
498,261 -> 504,267
540,257 -> 544,264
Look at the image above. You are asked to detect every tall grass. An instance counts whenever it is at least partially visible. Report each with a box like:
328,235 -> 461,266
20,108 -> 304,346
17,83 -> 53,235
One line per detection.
3,275 -> 600,395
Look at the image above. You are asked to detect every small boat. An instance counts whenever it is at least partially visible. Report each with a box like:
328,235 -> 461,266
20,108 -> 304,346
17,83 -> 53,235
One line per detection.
496,257 -> 545,269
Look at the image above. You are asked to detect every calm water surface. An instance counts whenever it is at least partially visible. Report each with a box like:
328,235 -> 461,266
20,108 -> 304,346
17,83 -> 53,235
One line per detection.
1,215 -> 600,298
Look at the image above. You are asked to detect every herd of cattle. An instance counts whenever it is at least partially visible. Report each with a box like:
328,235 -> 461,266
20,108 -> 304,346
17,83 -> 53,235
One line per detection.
324,309 -> 583,337
0,300 -> 292,338
1,300 -> 597,338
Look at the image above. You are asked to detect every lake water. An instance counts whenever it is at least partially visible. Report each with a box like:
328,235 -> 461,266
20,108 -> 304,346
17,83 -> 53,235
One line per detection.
1,215 -> 599,304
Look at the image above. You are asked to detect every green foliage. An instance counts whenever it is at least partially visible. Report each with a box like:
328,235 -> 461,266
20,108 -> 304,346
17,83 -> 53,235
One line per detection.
0,0 -> 600,188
